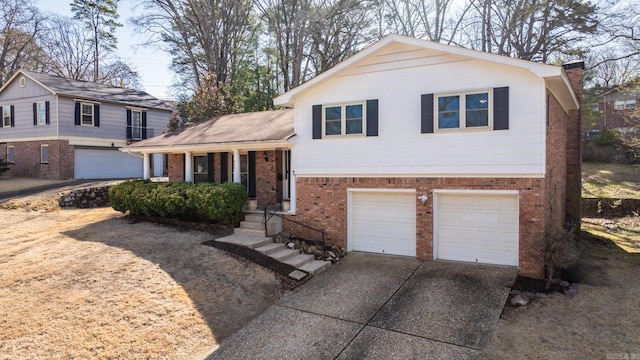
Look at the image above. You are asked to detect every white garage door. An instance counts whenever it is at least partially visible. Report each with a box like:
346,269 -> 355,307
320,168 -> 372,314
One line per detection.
350,191 -> 416,257
74,148 -> 143,179
435,192 -> 519,266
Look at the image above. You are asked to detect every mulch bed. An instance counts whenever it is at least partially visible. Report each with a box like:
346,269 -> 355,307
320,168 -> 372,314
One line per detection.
203,240 -> 311,289
511,275 -> 565,294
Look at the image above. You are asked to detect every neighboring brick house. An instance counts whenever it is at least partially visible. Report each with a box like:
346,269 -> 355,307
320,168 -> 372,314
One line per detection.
125,35 -> 582,278
0,70 -> 172,180
589,84 -> 640,133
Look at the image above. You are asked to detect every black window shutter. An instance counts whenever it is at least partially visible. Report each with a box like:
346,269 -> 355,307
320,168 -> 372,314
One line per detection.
142,112 -> 148,139
0,106 -> 3,128
10,105 -> 14,127
93,104 -> 100,127
74,102 -> 81,125
312,104 -> 322,139
45,101 -> 50,125
248,151 -> 257,198
220,152 -> 228,183
421,94 -> 434,133
33,103 -> 37,125
207,153 -> 215,183
126,109 -> 132,140
366,99 -> 379,136
493,87 -> 509,130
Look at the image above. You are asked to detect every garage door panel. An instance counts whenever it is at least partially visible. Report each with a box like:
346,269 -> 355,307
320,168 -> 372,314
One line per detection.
351,192 -> 416,257
75,149 -> 143,179
436,192 -> 519,266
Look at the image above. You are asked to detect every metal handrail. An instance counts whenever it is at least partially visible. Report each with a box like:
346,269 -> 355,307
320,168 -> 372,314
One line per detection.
262,193 -> 329,259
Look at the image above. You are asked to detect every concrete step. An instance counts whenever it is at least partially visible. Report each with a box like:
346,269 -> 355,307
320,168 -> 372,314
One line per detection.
240,220 -> 264,230
269,248 -> 299,262
283,253 -> 315,268
244,213 -> 264,223
299,260 -> 332,276
217,234 -> 272,249
255,242 -> 285,255
234,227 -> 266,237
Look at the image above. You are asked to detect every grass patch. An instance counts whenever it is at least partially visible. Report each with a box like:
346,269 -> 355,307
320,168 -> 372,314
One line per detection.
582,217 -> 640,253
582,162 -> 640,198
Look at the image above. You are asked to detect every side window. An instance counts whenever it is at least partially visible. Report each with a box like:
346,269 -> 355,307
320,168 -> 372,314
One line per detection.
436,91 -> 491,131
7,146 -> 15,163
41,145 -> 49,163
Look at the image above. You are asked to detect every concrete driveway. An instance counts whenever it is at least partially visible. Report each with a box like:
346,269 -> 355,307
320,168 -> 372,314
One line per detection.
208,253 -> 517,359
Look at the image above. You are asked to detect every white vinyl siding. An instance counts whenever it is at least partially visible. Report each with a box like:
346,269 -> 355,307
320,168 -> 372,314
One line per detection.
349,190 -> 416,257
290,44 -> 546,177
434,191 -> 519,266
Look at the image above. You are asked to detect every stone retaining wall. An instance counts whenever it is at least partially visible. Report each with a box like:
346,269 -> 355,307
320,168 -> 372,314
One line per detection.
60,185 -> 112,208
582,198 -> 640,218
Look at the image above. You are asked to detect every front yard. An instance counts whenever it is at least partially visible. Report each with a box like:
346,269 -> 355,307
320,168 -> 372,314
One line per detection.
582,162 -> 640,198
0,207 -> 283,359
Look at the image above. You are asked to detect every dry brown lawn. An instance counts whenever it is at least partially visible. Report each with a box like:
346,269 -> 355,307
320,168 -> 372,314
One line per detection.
485,226 -> 640,359
0,205 -> 283,359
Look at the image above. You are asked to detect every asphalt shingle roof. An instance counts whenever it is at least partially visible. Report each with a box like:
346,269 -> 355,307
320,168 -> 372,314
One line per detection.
23,71 -> 171,110
126,109 -> 294,149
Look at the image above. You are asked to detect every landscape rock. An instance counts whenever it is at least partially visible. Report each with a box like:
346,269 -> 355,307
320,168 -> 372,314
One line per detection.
511,294 -> 530,307
559,280 -> 570,288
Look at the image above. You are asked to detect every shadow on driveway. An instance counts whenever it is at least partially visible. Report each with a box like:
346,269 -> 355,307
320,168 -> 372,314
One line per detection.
209,253 -> 517,359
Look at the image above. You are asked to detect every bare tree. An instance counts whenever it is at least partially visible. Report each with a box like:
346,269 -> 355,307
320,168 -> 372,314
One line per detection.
98,60 -> 143,89
38,15 -> 93,80
0,0 -> 44,85
131,0 -> 255,92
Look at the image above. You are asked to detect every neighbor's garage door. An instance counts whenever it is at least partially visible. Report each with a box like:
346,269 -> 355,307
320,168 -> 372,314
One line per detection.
74,148 -> 142,179
350,191 -> 416,257
435,192 -> 519,266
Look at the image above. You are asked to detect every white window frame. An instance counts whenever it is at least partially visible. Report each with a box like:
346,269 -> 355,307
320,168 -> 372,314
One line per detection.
40,144 -> 49,164
613,99 -> 636,111
80,102 -> 94,126
322,102 -> 366,138
7,146 -> 15,163
131,109 -> 143,140
435,90 -> 493,132
36,101 -> 47,126
2,105 -> 11,127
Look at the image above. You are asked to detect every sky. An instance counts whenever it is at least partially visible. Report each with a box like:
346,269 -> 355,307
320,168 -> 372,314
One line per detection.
38,0 -> 174,100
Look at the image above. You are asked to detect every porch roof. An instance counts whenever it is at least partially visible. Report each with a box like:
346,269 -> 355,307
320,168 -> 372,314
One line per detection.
124,109 -> 294,152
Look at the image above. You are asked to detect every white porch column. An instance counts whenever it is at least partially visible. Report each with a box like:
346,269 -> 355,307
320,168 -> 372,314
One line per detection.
184,151 -> 193,182
142,153 -> 151,180
232,149 -> 241,183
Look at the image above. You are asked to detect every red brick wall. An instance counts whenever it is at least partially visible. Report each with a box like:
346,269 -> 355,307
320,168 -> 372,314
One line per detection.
255,150 -> 281,206
168,154 -> 184,182
546,92 -> 568,235
0,140 -> 73,179
166,151 -> 282,207
290,176 -> 546,278
600,101 -> 639,129
563,63 -> 584,231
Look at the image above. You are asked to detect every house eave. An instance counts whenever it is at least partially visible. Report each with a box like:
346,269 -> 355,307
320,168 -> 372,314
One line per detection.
121,139 -> 293,154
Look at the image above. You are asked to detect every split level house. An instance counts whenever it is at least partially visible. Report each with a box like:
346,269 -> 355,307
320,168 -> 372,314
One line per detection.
589,84 -> 640,134
0,70 -> 173,180
123,35 -> 583,278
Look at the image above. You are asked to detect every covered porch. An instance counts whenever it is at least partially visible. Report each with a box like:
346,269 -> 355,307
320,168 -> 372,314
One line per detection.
120,109 -> 296,211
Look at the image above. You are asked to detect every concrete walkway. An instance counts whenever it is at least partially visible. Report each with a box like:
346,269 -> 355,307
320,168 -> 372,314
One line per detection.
207,253 -> 517,359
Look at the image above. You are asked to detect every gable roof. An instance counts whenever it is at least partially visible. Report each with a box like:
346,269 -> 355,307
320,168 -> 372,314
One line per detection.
274,34 -> 579,111
122,109 -> 294,153
0,70 -> 172,111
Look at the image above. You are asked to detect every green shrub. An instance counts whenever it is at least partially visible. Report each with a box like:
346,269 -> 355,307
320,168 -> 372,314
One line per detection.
109,180 -> 248,225
594,128 -> 619,146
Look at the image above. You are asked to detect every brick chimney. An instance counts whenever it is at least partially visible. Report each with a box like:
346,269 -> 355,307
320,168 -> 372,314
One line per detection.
562,60 -> 584,233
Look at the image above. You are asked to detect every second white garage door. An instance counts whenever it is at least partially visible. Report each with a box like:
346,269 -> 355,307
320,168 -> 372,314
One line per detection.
74,148 -> 143,179
349,191 -> 416,257
435,191 -> 519,266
